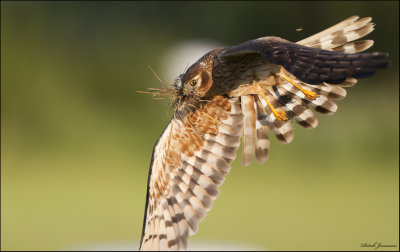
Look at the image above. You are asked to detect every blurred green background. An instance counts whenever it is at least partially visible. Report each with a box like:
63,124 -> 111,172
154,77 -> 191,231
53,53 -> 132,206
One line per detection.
1,1 -> 399,251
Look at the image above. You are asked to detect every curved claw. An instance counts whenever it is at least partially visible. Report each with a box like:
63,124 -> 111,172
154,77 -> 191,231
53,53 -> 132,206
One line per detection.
275,110 -> 288,121
303,89 -> 319,100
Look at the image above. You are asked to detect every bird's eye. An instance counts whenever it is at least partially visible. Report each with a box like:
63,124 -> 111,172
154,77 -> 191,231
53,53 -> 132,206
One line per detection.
189,80 -> 197,86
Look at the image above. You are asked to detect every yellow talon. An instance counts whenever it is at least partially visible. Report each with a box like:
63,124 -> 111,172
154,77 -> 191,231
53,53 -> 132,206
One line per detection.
302,89 -> 319,100
230,81 -> 288,121
275,110 -> 288,121
278,67 -> 319,100
258,87 -> 288,121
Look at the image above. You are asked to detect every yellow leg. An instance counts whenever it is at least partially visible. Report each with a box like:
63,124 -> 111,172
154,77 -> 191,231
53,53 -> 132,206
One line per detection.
278,67 -> 319,100
256,86 -> 288,121
229,82 -> 288,121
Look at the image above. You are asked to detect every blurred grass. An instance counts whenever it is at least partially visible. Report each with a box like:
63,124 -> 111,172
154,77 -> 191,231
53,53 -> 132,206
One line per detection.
1,1 -> 399,251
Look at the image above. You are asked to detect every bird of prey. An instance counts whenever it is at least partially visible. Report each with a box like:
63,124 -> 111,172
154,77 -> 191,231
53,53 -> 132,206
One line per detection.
138,16 -> 389,250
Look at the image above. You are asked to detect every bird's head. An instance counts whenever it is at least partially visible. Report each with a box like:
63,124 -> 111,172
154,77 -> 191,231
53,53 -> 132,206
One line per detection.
175,55 -> 214,98
137,49 -> 218,118
171,52 -> 215,115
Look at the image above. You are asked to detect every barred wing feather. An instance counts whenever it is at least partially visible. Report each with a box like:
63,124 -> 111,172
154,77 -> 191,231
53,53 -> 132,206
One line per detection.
240,16 -> 384,165
139,96 -> 243,250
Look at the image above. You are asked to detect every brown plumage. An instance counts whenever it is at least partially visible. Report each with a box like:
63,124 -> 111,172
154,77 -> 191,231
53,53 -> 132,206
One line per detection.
139,16 -> 389,250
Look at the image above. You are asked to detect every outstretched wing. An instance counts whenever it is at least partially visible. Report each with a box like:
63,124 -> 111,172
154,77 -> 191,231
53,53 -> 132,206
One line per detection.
220,38 -> 388,86
139,96 -> 243,250
217,16 -> 389,165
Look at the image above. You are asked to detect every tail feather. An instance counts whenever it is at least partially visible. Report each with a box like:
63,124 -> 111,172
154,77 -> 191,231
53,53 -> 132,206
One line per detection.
335,77 -> 358,87
260,91 -> 294,144
296,16 -> 360,46
332,40 -> 374,53
285,101 -> 318,129
297,16 -> 373,49
241,95 -> 257,166
305,22 -> 374,50
254,96 -> 270,163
